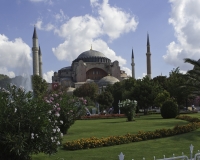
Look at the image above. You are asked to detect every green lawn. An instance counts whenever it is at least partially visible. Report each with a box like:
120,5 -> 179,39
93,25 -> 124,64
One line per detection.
32,114 -> 200,160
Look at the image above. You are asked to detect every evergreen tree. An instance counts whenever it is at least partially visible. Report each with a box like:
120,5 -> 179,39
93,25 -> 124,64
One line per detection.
32,75 -> 48,98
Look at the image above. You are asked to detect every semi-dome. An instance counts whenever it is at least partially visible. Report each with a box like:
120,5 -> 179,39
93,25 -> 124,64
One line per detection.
73,49 -> 111,63
98,75 -> 119,87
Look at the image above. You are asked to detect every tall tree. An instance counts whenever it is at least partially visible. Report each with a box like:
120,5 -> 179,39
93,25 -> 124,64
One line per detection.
129,76 -> 162,114
165,67 -> 191,107
73,83 -> 99,101
96,91 -> 114,111
105,82 -> 123,113
184,58 -> 200,95
154,90 -> 170,108
32,75 -> 48,98
152,75 -> 168,90
105,78 -> 136,113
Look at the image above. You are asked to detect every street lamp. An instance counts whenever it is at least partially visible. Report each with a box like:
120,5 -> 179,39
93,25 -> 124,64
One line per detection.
118,100 -> 122,114
97,103 -> 100,114
190,144 -> 194,160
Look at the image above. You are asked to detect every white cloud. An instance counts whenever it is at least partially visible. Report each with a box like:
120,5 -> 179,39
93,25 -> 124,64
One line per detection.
30,0 -> 53,5
43,70 -> 54,83
137,73 -> 147,79
52,0 -> 138,73
90,0 -> 99,8
180,70 -> 187,74
35,19 -> 54,31
0,67 -> 15,78
54,9 -> 68,22
0,34 -> 32,78
55,15 -> 103,39
163,0 -> 200,72
97,0 -> 138,41
30,0 -> 44,2
121,66 -> 131,77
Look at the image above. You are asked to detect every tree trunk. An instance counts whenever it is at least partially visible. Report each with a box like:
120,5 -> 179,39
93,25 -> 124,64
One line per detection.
143,108 -> 148,115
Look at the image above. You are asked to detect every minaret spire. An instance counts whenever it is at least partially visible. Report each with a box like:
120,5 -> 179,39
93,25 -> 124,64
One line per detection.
146,33 -> 152,79
32,25 -> 38,39
147,32 -> 150,46
32,26 -> 39,76
132,48 -> 134,58
131,48 -> 135,79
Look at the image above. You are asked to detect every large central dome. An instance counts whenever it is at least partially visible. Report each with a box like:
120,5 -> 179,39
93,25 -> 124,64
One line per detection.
73,49 -> 111,63
78,49 -> 107,58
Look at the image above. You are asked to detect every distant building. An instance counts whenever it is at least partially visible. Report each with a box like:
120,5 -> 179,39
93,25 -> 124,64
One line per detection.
52,47 -> 127,88
31,27 -> 152,91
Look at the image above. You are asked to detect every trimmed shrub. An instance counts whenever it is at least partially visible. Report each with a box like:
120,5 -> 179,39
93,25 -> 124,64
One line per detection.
161,100 -> 178,118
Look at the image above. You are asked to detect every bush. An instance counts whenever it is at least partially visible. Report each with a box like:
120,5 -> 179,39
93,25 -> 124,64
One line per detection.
45,92 -> 86,134
161,100 -> 178,118
0,85 -> 62,160
121,99 -> 137,121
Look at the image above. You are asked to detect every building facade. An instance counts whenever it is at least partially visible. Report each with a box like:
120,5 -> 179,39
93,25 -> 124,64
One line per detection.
52,48 -> 128,88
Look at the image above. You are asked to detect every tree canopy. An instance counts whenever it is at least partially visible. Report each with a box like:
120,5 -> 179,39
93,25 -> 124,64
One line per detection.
96,91 -> 114,111
32,75 -> 48,98
73,83 -> 99,101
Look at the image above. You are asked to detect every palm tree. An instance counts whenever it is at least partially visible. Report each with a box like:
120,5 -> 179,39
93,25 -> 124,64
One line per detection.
184,58 -> 200,96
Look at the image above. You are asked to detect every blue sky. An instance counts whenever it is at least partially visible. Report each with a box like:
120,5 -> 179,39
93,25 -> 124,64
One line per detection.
0,0 -> 199,82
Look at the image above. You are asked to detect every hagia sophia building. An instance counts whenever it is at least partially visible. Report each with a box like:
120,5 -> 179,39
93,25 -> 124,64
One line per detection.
32,27 -> 152,92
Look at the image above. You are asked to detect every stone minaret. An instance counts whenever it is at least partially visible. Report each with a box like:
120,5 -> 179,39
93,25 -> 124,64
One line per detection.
32,26 -> 39,76
131,48 -> 135,79
38,45 -> 43,78
146,33 -> 151,79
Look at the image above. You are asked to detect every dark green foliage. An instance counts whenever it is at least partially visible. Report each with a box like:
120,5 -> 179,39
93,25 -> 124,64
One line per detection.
184,58 -> 200,96
154,90 -> 170,108
0,74 -> 9,80
152,75 -> 168,90
129,76 -> 162,114
105,82 -> 123,113
73,83 -> 99,101
161,100 -> 178,118
0,74 -> 11,88
32,75 -> 48,98
84,97 -> 95,106
165,67 -> 191,107
105,78 -> 136,113
97,91 -> 114,110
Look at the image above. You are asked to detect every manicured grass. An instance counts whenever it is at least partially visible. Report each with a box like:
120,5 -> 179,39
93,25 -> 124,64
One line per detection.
32,114 -> 200,160
63,114 -> 188,141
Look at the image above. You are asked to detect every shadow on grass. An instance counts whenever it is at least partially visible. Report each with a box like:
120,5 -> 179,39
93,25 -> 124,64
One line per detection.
101,121 -> 127,123
153,121 -> 188,127
138,116 -> 163,120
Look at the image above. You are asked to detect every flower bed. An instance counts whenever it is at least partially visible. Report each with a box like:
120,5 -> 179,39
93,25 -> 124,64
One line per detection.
63,115 -> 200,150
176,115 -> 200,122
